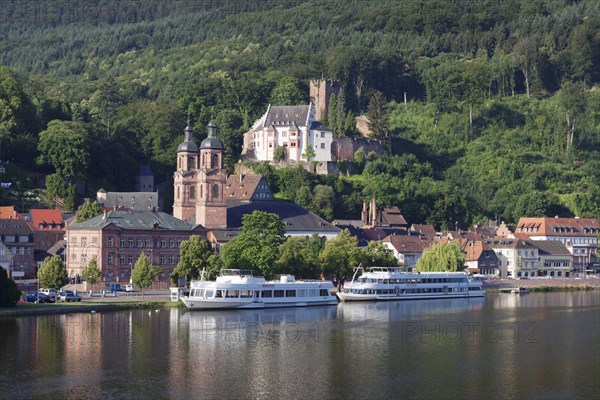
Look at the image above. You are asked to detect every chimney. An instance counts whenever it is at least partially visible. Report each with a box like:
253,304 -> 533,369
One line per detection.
371,198 -> 377,227
361,201 -> 367,225
103,210 -> 107,220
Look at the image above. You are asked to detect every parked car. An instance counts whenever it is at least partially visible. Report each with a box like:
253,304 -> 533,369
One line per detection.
124,284 -> 134,292
59,291 -> 82,302
107,283 -> 123,292
24,292 -> 50,303
39,288 -> 57,301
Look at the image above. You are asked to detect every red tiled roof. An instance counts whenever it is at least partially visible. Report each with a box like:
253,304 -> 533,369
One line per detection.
410,224 -> 437,239
30,209 -> 64,230
516,217 -> 600,237
0,206 -> 23,219
382,235 -> 429,253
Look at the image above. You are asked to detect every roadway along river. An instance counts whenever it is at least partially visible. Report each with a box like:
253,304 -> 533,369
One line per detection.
1,292 -> 599,399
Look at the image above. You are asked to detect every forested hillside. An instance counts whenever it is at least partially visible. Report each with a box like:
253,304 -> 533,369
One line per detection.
0,0 -> 598,228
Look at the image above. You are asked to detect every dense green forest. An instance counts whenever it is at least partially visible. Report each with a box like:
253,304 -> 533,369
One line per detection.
0,0 -> 598,229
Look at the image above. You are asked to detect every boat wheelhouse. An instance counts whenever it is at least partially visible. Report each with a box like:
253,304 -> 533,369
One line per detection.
182,269 -> 338,310
337,267 -> 485,302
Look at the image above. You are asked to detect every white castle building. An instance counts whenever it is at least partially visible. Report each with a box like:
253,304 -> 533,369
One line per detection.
244,104 -> 333,163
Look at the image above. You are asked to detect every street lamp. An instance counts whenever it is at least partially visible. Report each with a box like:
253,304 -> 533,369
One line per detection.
129,263 -> 133,284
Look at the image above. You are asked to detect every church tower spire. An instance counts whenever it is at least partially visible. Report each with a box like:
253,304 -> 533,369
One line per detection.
196,120 -> 227,229
173,122 -> 199,222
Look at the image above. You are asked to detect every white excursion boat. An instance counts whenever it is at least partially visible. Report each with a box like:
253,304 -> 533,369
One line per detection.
337,267 -> 485,302
181,269 -> 339,310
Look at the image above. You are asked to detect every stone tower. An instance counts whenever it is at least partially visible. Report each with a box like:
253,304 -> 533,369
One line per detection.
173,124 -> 199,222
195,120 -> 228,229
309,79 -> 340,121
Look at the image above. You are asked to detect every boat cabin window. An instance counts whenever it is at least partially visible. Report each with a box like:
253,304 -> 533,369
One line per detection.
285,290 -> 296,297
320,289 -> 330,296
274,290 -> 284,298
226,290 -> 239,298
297,289 -> 307,297
205,290 -> 214,298
215,290 -> 223,298
261,290 -> 273,298
240,290 -> 253,298
309,289 -> 317,297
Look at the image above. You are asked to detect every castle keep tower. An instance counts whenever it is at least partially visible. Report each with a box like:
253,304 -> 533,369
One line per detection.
309,79 -> 340,121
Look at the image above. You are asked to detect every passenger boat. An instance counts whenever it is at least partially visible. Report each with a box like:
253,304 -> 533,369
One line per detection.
181,269 -> 338,310
336,267 -> 485,302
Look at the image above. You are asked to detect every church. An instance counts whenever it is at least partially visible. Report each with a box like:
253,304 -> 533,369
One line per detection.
172,121 -> 340,239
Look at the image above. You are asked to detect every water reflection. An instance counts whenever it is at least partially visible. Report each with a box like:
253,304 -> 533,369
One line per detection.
0,293 -> 598,399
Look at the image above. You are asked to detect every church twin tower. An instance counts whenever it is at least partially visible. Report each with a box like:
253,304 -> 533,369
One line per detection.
173,121 -> 228,229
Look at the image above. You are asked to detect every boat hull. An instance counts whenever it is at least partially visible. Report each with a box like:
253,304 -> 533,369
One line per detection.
182,297 -> 338,310
337,291 -> 486,302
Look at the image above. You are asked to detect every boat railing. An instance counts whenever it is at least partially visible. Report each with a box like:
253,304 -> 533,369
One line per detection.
220,269 -> 254,277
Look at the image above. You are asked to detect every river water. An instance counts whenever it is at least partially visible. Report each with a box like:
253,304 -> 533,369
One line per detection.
1,292 -> 599,399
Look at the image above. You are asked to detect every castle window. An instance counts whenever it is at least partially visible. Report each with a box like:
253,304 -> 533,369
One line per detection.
190,186 -> 195,200
177,187 -> 180,199
321,132 -> 325,138
212,184 -> 219,199
200,184 -> 203,198
212,154 -> 218,168
321,143 -> 325,149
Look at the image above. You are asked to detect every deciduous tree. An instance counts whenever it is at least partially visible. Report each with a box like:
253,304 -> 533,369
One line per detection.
221,211 -> 286,278
81,259 -> 102,285
416,242 -> 465,272
360,241 -> 398,269
172,235 -> 215,286
321,229 -> 360,285
76,199 -> 104,222
132,252 -> 163,299
38,255 -> 69,294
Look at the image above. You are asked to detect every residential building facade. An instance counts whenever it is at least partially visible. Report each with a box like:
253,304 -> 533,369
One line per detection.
66,210 -> 206,283
0,219 -> 35,279
516,217 -> 599,273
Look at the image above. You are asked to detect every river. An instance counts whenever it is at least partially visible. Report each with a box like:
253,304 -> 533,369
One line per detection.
1,292 -> 599,399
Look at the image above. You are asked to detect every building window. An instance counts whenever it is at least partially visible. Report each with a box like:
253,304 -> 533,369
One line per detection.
107,254 -> 113,264
169,239 -> 175,248
291,142 -> 296,147
177,238 -> 182,247
137,238 -> 143,248
128,255 -> 134,265
212,184 -> 219,199
81,237 -> 87,247
145,238 -> 151,248
92,237 -> 98,243
190,186 -> 195,199
129,238 -> 134,248
161,239 -> 167,248
321,143 -> 325,149
321,132 -> 325,138
169,255 -> 175,264
120,238 -> 126,247
108,237 -> 114,247
119,255 -> 126,265
161,255 -> 167,265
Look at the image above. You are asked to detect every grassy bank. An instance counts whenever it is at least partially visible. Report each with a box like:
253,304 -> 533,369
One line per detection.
0,300 -> 185,318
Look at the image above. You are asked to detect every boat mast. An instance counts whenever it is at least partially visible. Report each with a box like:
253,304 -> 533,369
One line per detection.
350,264 -> 363,283
200,267 -> 206,282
